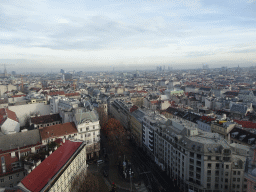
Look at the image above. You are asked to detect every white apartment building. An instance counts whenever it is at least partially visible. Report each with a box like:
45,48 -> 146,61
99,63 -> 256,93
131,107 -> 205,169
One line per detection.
152,117 -> 249,192
73,110 -> 101,159
142,112 -> 167,158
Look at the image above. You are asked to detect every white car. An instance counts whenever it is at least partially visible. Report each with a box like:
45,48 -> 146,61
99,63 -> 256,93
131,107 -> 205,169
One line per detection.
97,160 -> 104,165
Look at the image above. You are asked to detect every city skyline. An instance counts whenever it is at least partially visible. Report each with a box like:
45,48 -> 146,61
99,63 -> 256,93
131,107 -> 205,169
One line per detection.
0,0 -> 256,71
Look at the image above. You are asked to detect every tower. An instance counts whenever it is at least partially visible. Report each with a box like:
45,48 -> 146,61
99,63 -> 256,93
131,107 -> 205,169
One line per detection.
4,64 -> 7,78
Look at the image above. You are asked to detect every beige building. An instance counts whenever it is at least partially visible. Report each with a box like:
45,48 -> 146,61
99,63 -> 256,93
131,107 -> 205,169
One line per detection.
211,121 -> 236,140
130,109 -> 145,147
18,140 -> 87,192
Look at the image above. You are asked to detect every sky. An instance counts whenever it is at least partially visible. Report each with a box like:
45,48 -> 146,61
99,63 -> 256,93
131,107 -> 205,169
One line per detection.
0,0 -> 256,72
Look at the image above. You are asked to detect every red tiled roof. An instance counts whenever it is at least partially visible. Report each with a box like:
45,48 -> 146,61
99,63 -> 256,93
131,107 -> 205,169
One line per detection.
10,95 -> 26,98
6,108 -> 19,122
234,120 -> 256,129
130,105 -> 138,113
0,108 -> 19,124
150,100 -> 159,104
45,91 -> 65,96
39,122 -> 78,140
200,116 -> 215,122
31,114 -> 61,124
21,140 -> 83,192
65,92 -> 80,97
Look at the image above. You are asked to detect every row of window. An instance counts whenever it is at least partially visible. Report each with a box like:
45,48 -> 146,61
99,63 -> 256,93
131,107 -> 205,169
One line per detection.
0,172 -> 26,183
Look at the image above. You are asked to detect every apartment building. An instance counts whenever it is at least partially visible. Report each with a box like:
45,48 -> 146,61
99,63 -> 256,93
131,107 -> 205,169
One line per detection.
142,112 -> 167,158
109,99 -> 132,130
0,129 -> 42,188
197,116 -> 215,132
30,114 -> 62,129
39,122 -> 78,145
18,140 -> 87,192
73,110 -> 100,159
130,109 -> 145,147
211,121 -> 236,140
153,117 -> 249,192
244,146 -> 256,192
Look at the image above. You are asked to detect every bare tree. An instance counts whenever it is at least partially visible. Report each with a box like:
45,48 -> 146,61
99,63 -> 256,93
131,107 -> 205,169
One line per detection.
71,172 -> 100,192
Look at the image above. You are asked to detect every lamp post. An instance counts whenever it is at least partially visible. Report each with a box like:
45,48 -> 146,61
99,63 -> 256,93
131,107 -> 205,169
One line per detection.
129,167 -> 134,192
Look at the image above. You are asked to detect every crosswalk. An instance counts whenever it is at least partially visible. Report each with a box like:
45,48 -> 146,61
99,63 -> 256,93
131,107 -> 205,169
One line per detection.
134,182 -> 148,192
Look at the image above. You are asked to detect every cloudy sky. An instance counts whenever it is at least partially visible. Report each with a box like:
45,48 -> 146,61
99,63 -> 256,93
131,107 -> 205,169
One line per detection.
0,0 -> 256,72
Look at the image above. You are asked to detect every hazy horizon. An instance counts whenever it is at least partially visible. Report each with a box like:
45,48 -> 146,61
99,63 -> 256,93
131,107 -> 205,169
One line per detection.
1,0 -> 256,72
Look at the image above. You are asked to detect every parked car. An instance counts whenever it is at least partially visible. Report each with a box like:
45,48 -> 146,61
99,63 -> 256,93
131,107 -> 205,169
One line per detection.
97,160 -> 104,165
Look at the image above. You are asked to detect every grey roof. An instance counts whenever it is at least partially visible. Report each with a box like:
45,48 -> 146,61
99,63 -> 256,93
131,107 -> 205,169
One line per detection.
132,109 -> 145,122
230,103 -> 248,115
75,110 -> 99,124
0,129 -> 41,151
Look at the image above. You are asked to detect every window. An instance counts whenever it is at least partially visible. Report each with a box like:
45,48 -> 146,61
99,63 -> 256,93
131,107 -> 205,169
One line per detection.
207,183 -> 211,189
216,156 -> 220,160
80,128 -> 82,132
238,171 -> 240,175
233,171 -> 236,175
0,179 -> 4,183
190,152 -> 194,157
233,178 -> 236,182
225,172 -> 229,176
9,176 -> 13,180
197,154 -> 201,159
208,163 -> 211,168
225,185 -> 228,189
93,125 -> 95,129
1,156 -> 6,174
86,126 -> 89,131
208,156 -> 211,160
215,184 -> 219,188
16,173 -> 19,177
215,177 -> 219,182
81,135 -> 83,139
237,178 -> 240,182
226,165 -> 229,169
10,184 -> 13,187
207,177 -> 211,182
207,170 -> 211,175
237,185 -> 240,188
225,179 -> 228,183
93,132 -> 95,135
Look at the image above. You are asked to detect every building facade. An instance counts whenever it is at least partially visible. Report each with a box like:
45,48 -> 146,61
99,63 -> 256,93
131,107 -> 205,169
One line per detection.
18,140 -> 87,192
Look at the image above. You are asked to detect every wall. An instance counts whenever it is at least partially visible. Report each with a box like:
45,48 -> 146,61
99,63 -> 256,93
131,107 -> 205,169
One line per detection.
9,103 -> 51,127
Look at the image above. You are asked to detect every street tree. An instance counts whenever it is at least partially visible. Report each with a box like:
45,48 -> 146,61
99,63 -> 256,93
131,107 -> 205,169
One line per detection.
71,172 -> 99,192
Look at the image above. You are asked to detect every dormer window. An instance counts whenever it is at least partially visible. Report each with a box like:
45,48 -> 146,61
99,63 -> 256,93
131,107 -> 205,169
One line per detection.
239,135 -> 246,141
231,132 -> 239,138
248,138 -> 255,144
